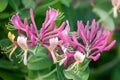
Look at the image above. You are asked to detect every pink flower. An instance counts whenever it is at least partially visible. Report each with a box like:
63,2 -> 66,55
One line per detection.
11,8 -> 38,48
11,8 -> 65,65
40,8 -> 66,48
58,21 -> 85,66
77,19 -> 116,61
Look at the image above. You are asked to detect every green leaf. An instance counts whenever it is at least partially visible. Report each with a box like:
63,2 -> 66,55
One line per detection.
8,0 -> 20,11
22,0 -> 36,9
28,46 -> 52,70
29,46 -> 48,57
0,59 -> 17,70
60,0 -> 72,7
56,65 -> 67,80
63,6 -> 77,31
0,39 -> 12,50
28,69 -> 57,80
28,56 -> 52,70
28,70 -> 40,79
0,0 -> 8,12
35,0 -> 59,16
112,68 -> 120,80
0,69 -> 23,80
0,12 -> 11,19
93,7 -> 115,31
64,59 -> 90,80
19,10 -> 30,20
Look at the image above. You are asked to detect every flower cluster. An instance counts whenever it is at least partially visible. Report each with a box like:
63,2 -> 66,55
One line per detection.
8,8 -> 116,69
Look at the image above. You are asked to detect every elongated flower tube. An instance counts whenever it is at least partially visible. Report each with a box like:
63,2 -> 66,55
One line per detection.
77,19 -> 116,61
48,37 -> 58,63
17,36 -> 28,65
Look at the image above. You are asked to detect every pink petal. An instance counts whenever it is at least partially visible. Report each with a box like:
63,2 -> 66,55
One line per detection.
104,40 -> 116,51
89,53 -> 100,61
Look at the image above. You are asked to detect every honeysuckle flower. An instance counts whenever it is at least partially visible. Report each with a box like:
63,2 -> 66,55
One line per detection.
111,0 -> 120,18
48,37 -> 58,63
9,8 -> 39,65
10,8 -> 64,65
17,36 -> 28,65
8,32 -> 18,60
77,19 -> 116,61
66,51 -> 85,71
58,21 -> 85,67
11,8 -> 38,47
40,8 -> 66,48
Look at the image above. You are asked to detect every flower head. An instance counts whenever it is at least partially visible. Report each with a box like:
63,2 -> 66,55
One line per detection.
11,8 -> 38,48
77,19 -> 116,61
10,8 -> 64,65
40,8 -> 66,48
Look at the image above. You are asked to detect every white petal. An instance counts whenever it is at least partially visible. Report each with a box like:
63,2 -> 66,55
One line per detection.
49,37 -> 58,51
74,51 -> 85,63
17,36 -> 28,51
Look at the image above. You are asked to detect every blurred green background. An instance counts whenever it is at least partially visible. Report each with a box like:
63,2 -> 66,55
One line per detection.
0,0 -> 120,80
